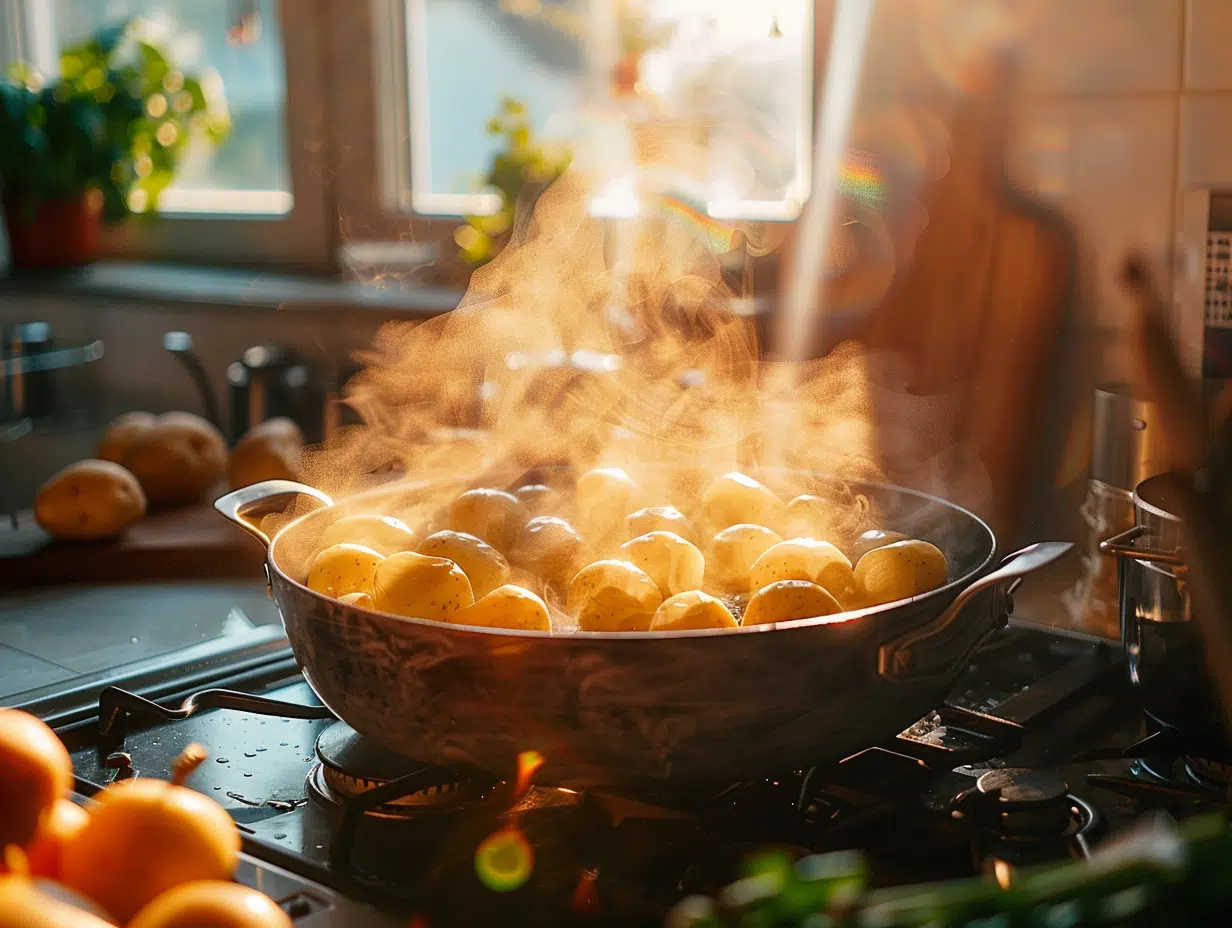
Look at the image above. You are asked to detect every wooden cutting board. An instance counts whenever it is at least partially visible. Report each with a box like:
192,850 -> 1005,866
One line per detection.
0,489 -> 266,591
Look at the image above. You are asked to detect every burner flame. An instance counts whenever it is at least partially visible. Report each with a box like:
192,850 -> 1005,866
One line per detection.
515,750 -> 546,799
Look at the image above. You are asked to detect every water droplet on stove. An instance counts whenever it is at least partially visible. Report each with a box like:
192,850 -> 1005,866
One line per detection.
213,786 -> 222,790
130,637 -> 138,644
315,845 -> 323,850
304,757 -> 312,763
279,742 -> 288,747
216,758 -> 229,764
244,752 -> 256,758
243,773 -> 253,778
255,747 -> 267,753
273,833 -> 286,840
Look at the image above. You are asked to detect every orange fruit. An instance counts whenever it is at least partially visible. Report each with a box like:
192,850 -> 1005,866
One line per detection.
60,779 -> 240,923
0,709 -> 73,849
26,799 -> 90,879
129,881 -> 292,928
0,871 -> 115,928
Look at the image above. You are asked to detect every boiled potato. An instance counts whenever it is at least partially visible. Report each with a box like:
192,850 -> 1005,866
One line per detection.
707,523 -> 783,591
514,483 -> 560,516
319,514 -> 419,556
700,472 -> 786,534
96,411 -> 156,464
34,459 -> 147,541
568,559 -> 662,632
417,530 -> 511,598
449,488 -> 528,552
785,494 -> 835,539
373,551 -> 474,619
743,580 -> 842,627
626,505 -> 697,544
120,412 -> 227,506
748,539 -> 855,604
651,591 -> 738,632
338,591 -> 373,608
855,539 -> 948,606
454,584 -> 552,631
306,544 -> 384,598
575,467 -> 638,541
619,531 -> 705,598
850,529 -> 910,562
228,417 -> 303,489
509,516 -> 585,586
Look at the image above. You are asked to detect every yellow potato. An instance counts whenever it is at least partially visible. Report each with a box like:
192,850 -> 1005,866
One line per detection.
449,488 -> 528,552
700,472 -> 786,534
120,411 -> 227,506
619,531 -> 705,598
34,459 -> 147,541
454,584 -> 552,631
707,523 -> 783,591
373,551 -> 474,620
509,516 -> 585,586
784,494 -> 834,538
417,530 -> 511,599
651,591 -> 738,632
574,467 -> 638,541
319,514 -> 419,556
568,559 -> 661,632
338,591 -> 373,608
850,529 -> 910,562
855,539 -> 948,606
743,580 -> 842,627
626,505 -> 697,545
96,411 -> 156,464
228,417 -> 303,489
748,539 -> 855,604
306,544 -> 384,598
514,483 -> 560,516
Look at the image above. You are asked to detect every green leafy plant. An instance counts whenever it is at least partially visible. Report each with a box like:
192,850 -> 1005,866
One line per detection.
0,18 -> 229,221
455,96 -> 571,266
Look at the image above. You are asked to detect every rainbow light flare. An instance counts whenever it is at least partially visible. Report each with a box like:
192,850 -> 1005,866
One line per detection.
474,827 -> 535,892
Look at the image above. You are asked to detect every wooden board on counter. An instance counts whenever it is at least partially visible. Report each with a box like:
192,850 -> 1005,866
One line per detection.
0,494 -> 266,590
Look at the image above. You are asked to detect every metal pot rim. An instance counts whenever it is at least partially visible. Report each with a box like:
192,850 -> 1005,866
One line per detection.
1133,473 -> 1183,525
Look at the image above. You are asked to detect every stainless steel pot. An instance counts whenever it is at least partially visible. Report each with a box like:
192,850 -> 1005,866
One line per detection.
217,476 -> 1070,788
1100,474 -> 1224,741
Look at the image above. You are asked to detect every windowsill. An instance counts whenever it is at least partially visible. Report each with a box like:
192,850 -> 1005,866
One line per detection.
0,261 -> 464,317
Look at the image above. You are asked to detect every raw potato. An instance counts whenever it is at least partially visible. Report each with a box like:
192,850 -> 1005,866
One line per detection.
454,584 -> 552,631
509,516 -> 585,586
575,467 -> 638,541
306,544 -> 384,598
850,529 -> 910,562
514,483 -> 560,516
748,539 -> 855,604
449,488 -> 528,552
626,505 -> 697,544
700,472 -> 786,534
320,514 -> 419,557
97,411 -> 156,464
651,591 -> 738,631
417,530 -> 511,599
743,580 -> 842,627
338,591 -> 373,608
855,539 -> 948,606
35,459 -> 147,541
228,417 -> 303,489
707,523 -> 783,591
568,559 -> 662,632
121,412 -> 227,506
619,531 -> 705,598
373,551 -> 474,619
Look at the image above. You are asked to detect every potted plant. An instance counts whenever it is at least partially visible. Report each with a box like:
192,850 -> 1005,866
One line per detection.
0,19 -> 229,269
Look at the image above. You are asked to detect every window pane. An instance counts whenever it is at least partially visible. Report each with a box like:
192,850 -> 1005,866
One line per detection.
52,0 -> 291,214
407,0 -> 812,221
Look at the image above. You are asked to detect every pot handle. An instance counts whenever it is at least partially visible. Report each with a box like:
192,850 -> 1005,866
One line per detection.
214,479 -> 334,549
1099,525 -> 1184,566
879,541 -> 1073,680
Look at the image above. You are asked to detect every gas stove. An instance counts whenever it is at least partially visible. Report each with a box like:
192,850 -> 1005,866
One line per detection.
42,622 -> 1232,927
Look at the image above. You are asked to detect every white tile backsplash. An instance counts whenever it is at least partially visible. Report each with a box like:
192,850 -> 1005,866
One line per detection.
1186,0 -> 1232,90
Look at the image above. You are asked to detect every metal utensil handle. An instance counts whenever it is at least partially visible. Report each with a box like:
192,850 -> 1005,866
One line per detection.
879,541 -> 1074,680
214,479 -> 334,548
1099,524 -> 1184,565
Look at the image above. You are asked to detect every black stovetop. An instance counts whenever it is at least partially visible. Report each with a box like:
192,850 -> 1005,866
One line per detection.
52,624 -> 1232,926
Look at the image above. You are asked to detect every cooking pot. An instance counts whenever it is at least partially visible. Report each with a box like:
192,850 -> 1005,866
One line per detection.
217,475 -> 1070,787
1101,473 -> 1224,744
